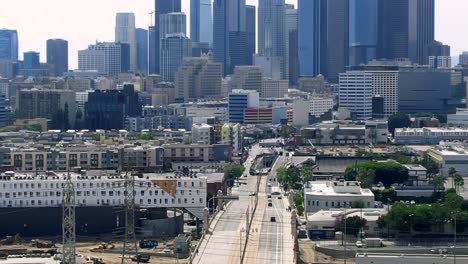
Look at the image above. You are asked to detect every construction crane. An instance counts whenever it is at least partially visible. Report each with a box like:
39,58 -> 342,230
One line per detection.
62,171 -> 76,264
121,170 -> 139,264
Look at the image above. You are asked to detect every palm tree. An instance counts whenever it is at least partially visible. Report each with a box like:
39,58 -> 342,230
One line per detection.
454,174 -> 465,194
448,167 -> 457,189
432,174 -> 448,199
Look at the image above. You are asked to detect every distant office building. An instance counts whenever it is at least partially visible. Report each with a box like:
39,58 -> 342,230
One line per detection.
298,0 -> 326,77
326,0 -> 349,83
448,108 -> 468,127
0,94 -> 9,127
310,94 -> 334,118
378,0 -> 409,60
228,89 -> 260,123
213,0 -> 248,75
408,0 -> 435,65
350,65 -> 400,117
0,29 -> 18,61
23,52 -> 40,69
85,84 -> 141,130
136,28 -> 148,74
175,57 -> 222,102
160,34 -> 191,82
459,52 -> 468,65
261,79 -> 288,98
192,123 -> 214,144
399,68 -> 457,114
0,60 -> 19,79
150,0 -> 182,74
16,88 -> 76,125
160,12 -> 187,38
349,0 -> 378,66
246,5 -> 256,65
372,96 -> 385,119
286,8 -> 299,84
254,55 -> 282,80
339,71 -> 373,120
429,56 -> 451,69
258,0 -> 289,80
46,39 -> 68,76
79,42 -> 124,76
229,66 -> 263,92
292,98 -> 310,126
191,0 -> 212,46
115,13 -> 137,71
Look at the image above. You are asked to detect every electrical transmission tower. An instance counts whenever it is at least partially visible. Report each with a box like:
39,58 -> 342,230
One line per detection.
121,170 -> 139,264
62,171 -> 76,264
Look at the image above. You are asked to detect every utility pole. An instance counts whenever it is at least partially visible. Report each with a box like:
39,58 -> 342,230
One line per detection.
121,170 -> 139,264
62,171 -> 76,264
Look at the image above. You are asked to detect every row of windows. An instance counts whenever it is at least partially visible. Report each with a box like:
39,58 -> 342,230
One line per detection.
1,181 -> 204,189
308,200 -> 371,208
1,197 -> 205,207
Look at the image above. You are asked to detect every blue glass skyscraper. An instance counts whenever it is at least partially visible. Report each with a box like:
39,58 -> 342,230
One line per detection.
349,0 -> 378,66
0,29 -> 18,61
136,28 -> 148,74
190,0 -> 212,46
213,0 -> 247,75
298,0 -> 324,77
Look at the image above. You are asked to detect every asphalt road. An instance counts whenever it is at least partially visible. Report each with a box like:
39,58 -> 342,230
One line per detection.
244,153 -> 295,264
192,144 -> 263,264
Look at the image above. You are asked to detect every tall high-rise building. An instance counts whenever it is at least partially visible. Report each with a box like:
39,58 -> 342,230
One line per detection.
246,5 -> 256,65
150,0 -> 182,74
213,0 -> 247,75
326,0 -> 349,83
0,29 -> 18,61
298,0 -> 326,77
175,57 -> 223,102
46,39 -> 68,76
23,52 -> 40,69
160,12 -> 187,38
190,0 -> 212,46
229,66 -> 263,92
286,8 -> 299,84
136,28 -> 148,74
378,0 -> 409,60
408,0 -> 435,65
258,0 -> 289,80
115,13 -> 137,71
459,52 -> 468,65
78,42 -> 123,76
339,71 -> 373,120
349,0 -> 379,66
160,34 -> 191,82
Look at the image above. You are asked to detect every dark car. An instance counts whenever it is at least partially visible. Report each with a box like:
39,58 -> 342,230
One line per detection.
131,254 -> 151,263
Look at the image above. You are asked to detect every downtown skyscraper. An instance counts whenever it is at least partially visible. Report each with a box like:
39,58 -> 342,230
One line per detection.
150,0 -> 181,74
213,0 -> 247,75
298,0 -> 326,77
190,0 -> 212,46
46,39 -> 68,76
349,0 -> 379,66
115,13 -> 137,71
0,29 -> 18,61
258,0 -> 289,80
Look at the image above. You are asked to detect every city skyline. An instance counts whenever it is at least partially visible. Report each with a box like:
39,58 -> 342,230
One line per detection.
1,0 -> 466,68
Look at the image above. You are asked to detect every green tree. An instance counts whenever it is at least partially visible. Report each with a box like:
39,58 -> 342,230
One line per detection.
74,108 -> 85,130
293,192 -> 304,216
356,168 -> 376,188
337,216 -> 367,236
301,166 -> 313,183
388,113 -> 411,135
418,152 -> 439,176
351,200 -> 365,208
276,166 -> 302,190
224,164 -> 245,184
454,174 -> 465,194
344,161 -> 408,187
137,133 -> 154,140
91,133 -> 101,141
432,175 -> 447,194
26,124 -> 42,132
448,167 -> 457,189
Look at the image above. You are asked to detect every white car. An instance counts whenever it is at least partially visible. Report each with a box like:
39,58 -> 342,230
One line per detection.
356,241 -> 364,248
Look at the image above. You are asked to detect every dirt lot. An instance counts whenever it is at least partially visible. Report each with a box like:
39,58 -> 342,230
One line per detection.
298,239 -> 354,264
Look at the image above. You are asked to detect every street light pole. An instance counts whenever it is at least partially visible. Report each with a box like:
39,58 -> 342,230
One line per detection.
454,213 -> 457,264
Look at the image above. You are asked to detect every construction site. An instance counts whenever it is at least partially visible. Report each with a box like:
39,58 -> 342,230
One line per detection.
0,169 -> 210,264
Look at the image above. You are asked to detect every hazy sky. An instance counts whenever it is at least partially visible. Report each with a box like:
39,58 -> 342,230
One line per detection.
1,0 -> 466,68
